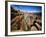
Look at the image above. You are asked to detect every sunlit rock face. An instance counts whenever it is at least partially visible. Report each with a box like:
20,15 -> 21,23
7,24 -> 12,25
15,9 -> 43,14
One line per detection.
24,13 -> 35,28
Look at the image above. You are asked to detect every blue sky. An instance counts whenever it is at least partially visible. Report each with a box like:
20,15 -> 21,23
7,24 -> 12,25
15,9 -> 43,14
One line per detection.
11,5 -> 42,13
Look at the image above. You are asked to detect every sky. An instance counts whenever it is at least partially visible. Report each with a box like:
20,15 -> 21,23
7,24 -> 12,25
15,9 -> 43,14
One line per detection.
11,5 -> 42,13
